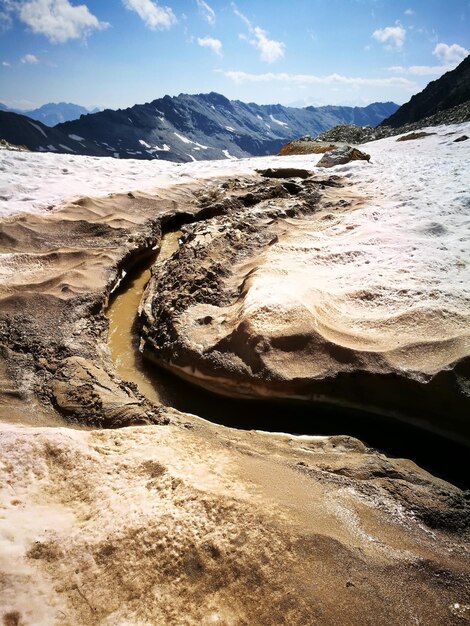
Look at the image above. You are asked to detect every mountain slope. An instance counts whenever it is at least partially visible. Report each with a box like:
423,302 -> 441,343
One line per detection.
1,102 -> 97,126
309,102 -> 399,127
55,93 -> 398,162
380,55 -> 470,128
0,111 -> 108,156
19,102 -> 93,126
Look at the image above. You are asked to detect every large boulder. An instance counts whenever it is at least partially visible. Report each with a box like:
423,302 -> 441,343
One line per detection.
317,145 -> 370,167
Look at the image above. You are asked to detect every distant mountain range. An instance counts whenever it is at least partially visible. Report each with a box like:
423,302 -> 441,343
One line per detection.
0,102 -> 101,126
0,110 -> 110,156
0,94 -> 398,162
380,54 -> 470,128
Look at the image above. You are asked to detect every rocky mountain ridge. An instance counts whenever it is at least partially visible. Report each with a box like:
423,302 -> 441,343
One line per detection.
279,99 -> 470,153
0,110 -> 109,157
380,54 -> 470,128
0,93 -> 398,162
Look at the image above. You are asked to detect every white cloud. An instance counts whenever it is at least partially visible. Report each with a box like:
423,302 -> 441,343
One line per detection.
2,60 -> 11,66
387,64 -> 454,76
251,26 -> 285,63
197,36 -> 222,56
0,9 -> 13,32
123,0 -> 176,30
195,0 -> 215,25
385,42 -> 468,77
21,53 -> 39,63
433,42 -> 469,65
232,4 -> 250,29
404,8 -> 415,16
232,4 -> 285,63
18,0 -> 109,43
386,66 -> 406,73
223,70 -> 415,89
372,25 -> 406,50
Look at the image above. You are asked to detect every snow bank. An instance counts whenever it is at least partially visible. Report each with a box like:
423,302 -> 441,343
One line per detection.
0,147 -> 323,217
242,122 -> 470,374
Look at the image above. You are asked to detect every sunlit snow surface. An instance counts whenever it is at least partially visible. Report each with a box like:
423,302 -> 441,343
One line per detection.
0,122 -> 469,376
239,123 -> 470,375
1,147 -> 321,216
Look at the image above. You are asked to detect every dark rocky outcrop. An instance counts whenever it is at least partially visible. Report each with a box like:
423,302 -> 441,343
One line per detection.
380,55 -> 470,128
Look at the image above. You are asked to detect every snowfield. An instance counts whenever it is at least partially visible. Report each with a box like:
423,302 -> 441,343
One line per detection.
1,125 -> 469,336
0,122 -> 468,222
0,143 -> 321,216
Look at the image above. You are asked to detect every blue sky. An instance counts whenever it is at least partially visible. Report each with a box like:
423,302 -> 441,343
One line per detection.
0,0 -> 469,110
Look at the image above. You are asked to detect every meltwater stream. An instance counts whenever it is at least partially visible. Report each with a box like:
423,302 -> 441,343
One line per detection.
106,231 -> 469,488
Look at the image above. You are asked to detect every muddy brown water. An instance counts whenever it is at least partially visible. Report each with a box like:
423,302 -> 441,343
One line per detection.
104,231 -> 470,488
106,231 -> 182,405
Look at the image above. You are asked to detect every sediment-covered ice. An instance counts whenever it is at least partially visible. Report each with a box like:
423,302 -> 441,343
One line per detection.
241,124 -> 470,375
133,122 -> 470,433
1,121 -> 469,408
1,123 -> 470,625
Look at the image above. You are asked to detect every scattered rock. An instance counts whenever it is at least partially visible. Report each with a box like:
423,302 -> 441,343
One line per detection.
256,167 -> 312,179
317,146 -> 370,168
278,140 -> 338,156
0,138 -> 29,151
454,134 -> 469,142
314,124 -> 378,144
397,131 -> 436,141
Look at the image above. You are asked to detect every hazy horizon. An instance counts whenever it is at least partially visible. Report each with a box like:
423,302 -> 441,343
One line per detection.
1,91 -> 401,114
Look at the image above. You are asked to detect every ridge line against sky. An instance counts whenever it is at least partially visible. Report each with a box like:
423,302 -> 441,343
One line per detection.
0,0 -> 469,110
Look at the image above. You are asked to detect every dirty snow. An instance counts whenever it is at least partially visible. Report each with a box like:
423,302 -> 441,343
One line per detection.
239,122 -> 470,375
